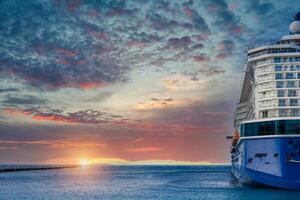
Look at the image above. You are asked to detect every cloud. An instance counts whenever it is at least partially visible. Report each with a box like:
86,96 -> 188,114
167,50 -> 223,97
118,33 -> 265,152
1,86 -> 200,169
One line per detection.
182,6 -> 210,33
106,7 -> 138,17
0,56 -> 124,90
164,98 -> 173,102
193,54 -> 209,63
2,95 -> 46,105
183,65 -> 225,81
127,32 -> 162,49
0,139 -> 106,149
198,66 -> 225,76
0,146 -> 18,150
87,92 -> 112,102
4,108 -> 126,124
151,97 -> 173,102
146,98 -> 233,130
189,43 -> 205,50
245,0 -> 274,16
137,98 -> 177,110
165,36 -> 192,49
0,88 -> 19,93
146,12 -> 192,31
216,39 -> 235,59
100,0 -> 138,17
0,1 -> 129,90
127,147 -> 163,152
201,0 -> 246,36
139,97 -> 174,108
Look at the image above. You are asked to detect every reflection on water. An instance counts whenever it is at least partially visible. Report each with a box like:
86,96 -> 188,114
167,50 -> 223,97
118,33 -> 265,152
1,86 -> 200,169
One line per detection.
0,165 -> 300,200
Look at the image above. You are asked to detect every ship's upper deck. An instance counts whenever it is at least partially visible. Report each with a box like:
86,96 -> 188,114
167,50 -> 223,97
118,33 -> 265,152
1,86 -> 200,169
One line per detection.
247,15 -> 300,59
247,35 -> 300,61
234,12 -> 300,129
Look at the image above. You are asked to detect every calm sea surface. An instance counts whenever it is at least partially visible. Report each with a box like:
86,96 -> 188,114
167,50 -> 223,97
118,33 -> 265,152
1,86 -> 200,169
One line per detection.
1,165 -> 300,200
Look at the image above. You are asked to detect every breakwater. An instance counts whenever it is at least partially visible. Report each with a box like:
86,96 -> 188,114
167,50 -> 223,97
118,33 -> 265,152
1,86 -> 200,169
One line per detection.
0,165 -> 77,172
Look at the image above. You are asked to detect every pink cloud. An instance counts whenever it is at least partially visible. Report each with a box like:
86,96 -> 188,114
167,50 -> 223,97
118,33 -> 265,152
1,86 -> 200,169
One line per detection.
183,6 -> 193,17
0,140 -> 106,149
67,0 -> 81,11
127,40 -> 149,48
89,31 -> 109,41
193,55 -> 209,63
55,48 -> 78,57
0,146 -> 18,150
230,25 -> 246,35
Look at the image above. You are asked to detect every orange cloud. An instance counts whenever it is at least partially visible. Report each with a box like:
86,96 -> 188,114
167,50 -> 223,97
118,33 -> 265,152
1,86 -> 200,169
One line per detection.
3,108 -> 30,116
127,147 -> 163,152
162,75 -> 199,91
79,82 -> 107,90
135,97 -> 199,111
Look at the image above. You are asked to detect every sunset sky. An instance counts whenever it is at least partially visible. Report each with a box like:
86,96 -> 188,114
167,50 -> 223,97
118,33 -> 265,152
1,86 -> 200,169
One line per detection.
0,0 -> 298,164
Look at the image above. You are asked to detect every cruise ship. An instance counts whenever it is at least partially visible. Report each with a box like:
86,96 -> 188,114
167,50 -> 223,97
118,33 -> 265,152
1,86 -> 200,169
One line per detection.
231,12 -> 300,190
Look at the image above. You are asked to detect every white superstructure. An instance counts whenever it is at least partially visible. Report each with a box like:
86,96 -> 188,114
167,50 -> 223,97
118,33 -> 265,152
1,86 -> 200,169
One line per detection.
234,13 -> 300,129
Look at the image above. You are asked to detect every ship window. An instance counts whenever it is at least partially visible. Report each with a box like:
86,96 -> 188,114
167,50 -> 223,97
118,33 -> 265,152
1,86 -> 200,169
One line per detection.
277,90 -> 285,97
289,49 -> 296,53
279,109 -> 288,117
262,111 -> 268,118
242,120 -> 275,136
298,73 -> 300,79
278,120 -> 300,134
275,73 -> 283,79
275,65 -> 282,71
289,57 -> 293,62
278,99 -> 286,106
276,81 -> 284,88
274,57 -> 281,63
290,65 -> 296,71
290,99 -> 298,106
287,81 -> 296,88
284,66 -> 288,71
291,109 -> 300,117
297,65 -> 300,70
241,120 -> 300,136
283,57 -> 287,62
286,73 -> 294,79
288,90 -> 297,97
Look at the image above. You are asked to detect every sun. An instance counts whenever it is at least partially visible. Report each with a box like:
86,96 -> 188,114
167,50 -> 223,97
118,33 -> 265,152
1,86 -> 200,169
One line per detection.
79,159 -> 89,167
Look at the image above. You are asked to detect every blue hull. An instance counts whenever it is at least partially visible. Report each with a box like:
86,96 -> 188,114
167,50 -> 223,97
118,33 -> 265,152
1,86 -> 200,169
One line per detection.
232,136 -> 300,190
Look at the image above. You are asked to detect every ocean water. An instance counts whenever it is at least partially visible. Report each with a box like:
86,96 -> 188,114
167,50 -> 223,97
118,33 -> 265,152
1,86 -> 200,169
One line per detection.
1,165 -> 300,200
